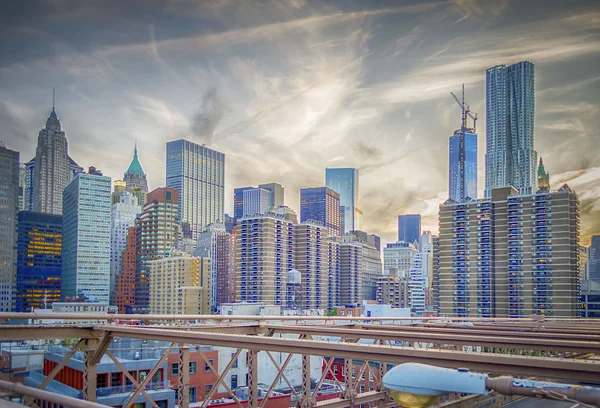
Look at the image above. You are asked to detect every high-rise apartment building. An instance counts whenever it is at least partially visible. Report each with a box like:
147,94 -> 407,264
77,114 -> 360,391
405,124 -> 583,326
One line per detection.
166,139 -> 225,237
115,227 -> 136,313
243,188 -> 271,216
339,243 -> 362,305
485,61 -> 537,196
383,241 -> 418,276
134,187 -> 179,313
449,129 -> 477,202
342,232 -> 382,302
432,235 -> 440,314
149,252 -> 212,315
62,170 -> 112,302
377,268 -> 410,309
590,236 -> 600,282
325,168 -> 361,233
294,221 -> 330,310
326,238 -> 341,310
258,183 -> 284,208
397,214 -> 421,245
0,145 -> 20,311
300,187 -> 341,237
439,185 -> 580,318
109,191 -> 141,304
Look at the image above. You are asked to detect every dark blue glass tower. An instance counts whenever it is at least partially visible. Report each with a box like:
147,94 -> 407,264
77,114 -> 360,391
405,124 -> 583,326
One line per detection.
397,214 -> 421,245
16,211 -> 62,312
299,187 -> 341,236
449,130 -> 478,202
325,168 -> 360,233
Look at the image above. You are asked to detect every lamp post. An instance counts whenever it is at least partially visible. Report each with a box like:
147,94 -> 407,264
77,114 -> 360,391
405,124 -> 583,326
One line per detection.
382,363 -> 600,408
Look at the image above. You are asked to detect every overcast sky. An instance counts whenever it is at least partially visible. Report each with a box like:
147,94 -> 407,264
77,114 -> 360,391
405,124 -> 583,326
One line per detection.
1,0 -> 599,246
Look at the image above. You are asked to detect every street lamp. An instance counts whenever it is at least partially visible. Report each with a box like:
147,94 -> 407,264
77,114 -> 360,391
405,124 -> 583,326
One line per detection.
382,363 -> 600,408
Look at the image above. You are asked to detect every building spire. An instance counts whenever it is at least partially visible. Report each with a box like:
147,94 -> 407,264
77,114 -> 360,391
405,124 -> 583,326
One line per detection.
52,88 -> 55,112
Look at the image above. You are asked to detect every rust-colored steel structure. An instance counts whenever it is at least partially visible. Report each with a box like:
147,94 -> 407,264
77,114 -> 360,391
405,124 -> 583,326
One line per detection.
0,314 -> 599,408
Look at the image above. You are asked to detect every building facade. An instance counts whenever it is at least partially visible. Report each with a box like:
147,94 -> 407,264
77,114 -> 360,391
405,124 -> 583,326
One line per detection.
243,188 -> 271,216
383,241 -> 417,277
0,146 -> 21,311
449,129 -> 477,202
439,185 -> 580,318
377,268 -> 411,309
300,187 -> 341,237
408,232 -> 433,317
115,227 -> 136,313
166,139 -> 225,237
293,222 -> 329,310
16,211 -> 62,312
62,171 -> 112,303
149,252 -> 212,315
537,157 -> 550,192
123,144 -> 149,202
588,235 -> 600,282
397,214 -> 421,245
325,168 -> 361,233
216,233 -> 236,307
485,61 -> 537,197
258,183 -> 284,208
135,187 -> 179,313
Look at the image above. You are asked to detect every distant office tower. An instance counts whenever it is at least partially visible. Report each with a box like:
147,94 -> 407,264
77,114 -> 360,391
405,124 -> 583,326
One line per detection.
439,185 -> 580,318
0,146 -> 20,311
234,187 -> 253,222
258,183 -> 284,208
449,129 -> 477,202
62,170 -> 112,302
216,233 -> 236,306
398,214 -> 421,245
111,180 -> 127,205
243,188 -> 271,216
384,241 -> 418,275
16,211 -> 62,312
166,139 -> 225,237
342,232 -> 383,301
579,245 -> 589,282
197,222 -> 228,311
18,163 -> 25,211
109,191 -> 141,304
31,106 -> 83,215
115,227 -> 136,313
409,232 -> 433,317
134,187 -> 179,313
537,157 -> 550,192
485,61 -> 537,196
23,159 -> 35,211
300,187 -> 341,236
123,143 -> 148,193
224,214 -> 235,234
590,236 -> 600,282
149,252 -> 212,315
326,168 -> 361,233
294,221 -> 330,310
377,268 -> 410,309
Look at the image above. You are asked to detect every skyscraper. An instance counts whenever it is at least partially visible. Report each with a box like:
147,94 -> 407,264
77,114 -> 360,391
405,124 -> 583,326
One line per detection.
0,145 -> 20,311
109,191 -> 141,304
233,186 -> 253,223
485,61 -> 537,196
325,168 -> 361,233
16,211 -> 62,312
123,144 -> 148,207
300,187 -> 341,237
166,139 -> 225,237
294,221 -> 330,310
449,129 -> 477,202
537,157 -> 550,192
258,183 -> 284,208
243,188 -> 271,216
62,169 -> 112,302
590,236 -> 600,283
115,227 -> 136,313
23,158 -> 35,211
408,232 -> 433,317
342,232 -> 382,302
397,214 -> 421,245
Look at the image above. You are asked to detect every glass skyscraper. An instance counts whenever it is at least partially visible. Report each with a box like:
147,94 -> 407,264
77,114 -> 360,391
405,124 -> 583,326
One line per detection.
485,61 -> 537,197
449,129 -> 478,202
166,139 -> 225,237
325,168 -> 361,234
590,235 -> 600,283
397,214 -> 421,245
243,188 -> 271,216
299,187 -> 341,236
16,211 -> 62,312
62,170 -> 112,303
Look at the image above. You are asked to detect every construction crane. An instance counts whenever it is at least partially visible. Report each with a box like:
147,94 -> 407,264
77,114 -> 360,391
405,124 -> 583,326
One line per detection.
450,84 -> 478,133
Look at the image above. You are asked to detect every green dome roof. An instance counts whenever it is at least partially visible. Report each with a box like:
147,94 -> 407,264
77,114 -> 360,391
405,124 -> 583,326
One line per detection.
125,144 -> 145,176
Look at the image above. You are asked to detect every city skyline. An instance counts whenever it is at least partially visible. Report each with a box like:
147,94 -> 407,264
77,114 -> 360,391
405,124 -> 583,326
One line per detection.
1,1 -> 599,245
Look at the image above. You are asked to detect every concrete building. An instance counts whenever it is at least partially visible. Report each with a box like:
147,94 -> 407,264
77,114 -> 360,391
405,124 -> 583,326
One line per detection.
300,187 -> 341,237
325,168 -> 361,233
197,222 -> 228,311
135,187 -> 180,313
377,268 -> 411,309
326,237 -> 341,311
294,221 -> 329,310
383,241 -> 417,277
16,211 -> 62,312
109,191 -> 141,305
216,233 -> 236,307
243,187 -> 271,216
485,61 -> 537,196
115,227 -> 136,313
581,280 -> 600,318
258,183 -> 285,208
342,232 -> 383,302
439,185 -> 580,318
62,169 -> 112,303
149,252 -> 212,315
233,186 -> 253,224
408,232 -> 433,317
0,145 -> 20,311
397,214 -> 421,245
166,139 -> 225,237
589,235 -> 600,282
339,243 -> 361,305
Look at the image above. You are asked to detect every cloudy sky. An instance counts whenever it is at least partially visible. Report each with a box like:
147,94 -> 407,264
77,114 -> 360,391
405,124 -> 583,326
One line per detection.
1,0 -> 599,245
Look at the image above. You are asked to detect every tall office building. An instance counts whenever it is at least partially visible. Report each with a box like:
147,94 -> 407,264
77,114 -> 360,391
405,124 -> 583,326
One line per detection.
258,183 -> 284,208
325,168 -> 361,233
23,159 -> 35,211
383,241 -> 418,276
408,232 -> 433,317
449,129 -> 477,202
300,187 -> 341,237
115,227 -> 136,313
197,222 -> 228,311
590,236 -> 600,282
439,185 -> 580,318
166,139 -> 225,237
243,188 -> 271,216
109,191 -> 141,304
62,170 -> 112,302
397,214 -> 421,245
485,61 -> 537,196
16,211 -> 62,312
537,157 -> 550,192
123,144 -> 148,192
234,187 -> 253,223
149,252 -> 212,315
134,187 -> 179,313
0,145 -> 20,311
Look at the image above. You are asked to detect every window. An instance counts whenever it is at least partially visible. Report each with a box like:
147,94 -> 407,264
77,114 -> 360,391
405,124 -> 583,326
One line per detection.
111,373 -> 121,387
97,374 -> 108,388
360,384 -> 365,393
204,384 -> 213,398
125,371 -> 136,386
205,360 -> 214,372
189,387 -> 197,403
232,353 -> 238,368
171,363 -> 179,376
189,361 -> 197,374
231,374 -> 238,389
139,371 -> 148,383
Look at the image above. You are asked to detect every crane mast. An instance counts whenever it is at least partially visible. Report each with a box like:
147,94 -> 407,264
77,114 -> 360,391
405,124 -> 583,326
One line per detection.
450,84 -> 478,133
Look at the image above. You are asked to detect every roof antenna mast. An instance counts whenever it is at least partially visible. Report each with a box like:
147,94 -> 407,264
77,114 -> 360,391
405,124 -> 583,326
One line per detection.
52,88 -> 55,111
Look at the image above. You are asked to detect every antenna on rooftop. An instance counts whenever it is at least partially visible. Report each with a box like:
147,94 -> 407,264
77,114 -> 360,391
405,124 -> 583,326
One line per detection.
52,88 -> 56,111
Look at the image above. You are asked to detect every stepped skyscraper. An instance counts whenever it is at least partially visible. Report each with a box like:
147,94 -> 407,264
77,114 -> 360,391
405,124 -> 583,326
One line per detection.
485,61 -> 537,196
